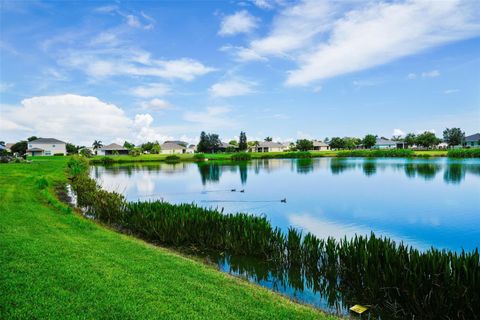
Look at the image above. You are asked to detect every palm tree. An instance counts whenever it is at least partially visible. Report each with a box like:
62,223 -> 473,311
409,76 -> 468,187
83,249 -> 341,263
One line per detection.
92,140 -> 103,150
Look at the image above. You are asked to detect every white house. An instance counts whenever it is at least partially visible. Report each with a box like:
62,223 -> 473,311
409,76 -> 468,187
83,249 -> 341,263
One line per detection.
254,141 -> 288,152
161,142 -> 186,154
97,143 -> 129,156
311,140 -> 330,151
26,138 -> 67,156
373,138 -> 405,149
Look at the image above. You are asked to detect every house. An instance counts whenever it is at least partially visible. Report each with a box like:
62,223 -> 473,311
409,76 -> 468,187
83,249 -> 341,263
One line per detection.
311,140 -> 330,151
373,138 -> 405,149
164,140 -> 188,147
161,142 -> 186,154
26,138 -> 67,156
97,143 -> 129,155
464,133 -> 480,148
254,141 -> 287,152
218,142 -> 238,152
186,144 -> 196,154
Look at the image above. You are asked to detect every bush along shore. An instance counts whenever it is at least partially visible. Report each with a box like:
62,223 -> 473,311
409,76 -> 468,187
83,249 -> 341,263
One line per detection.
448,148 -> 480,158
67,157 -> 479,319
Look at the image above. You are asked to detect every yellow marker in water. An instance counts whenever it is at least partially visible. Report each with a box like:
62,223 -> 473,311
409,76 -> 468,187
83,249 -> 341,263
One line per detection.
350,304 -> 368,314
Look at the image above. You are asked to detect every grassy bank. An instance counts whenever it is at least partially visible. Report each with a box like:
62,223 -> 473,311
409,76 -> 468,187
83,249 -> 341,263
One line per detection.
68,156 -> 480,319
0,158 -> 335,319
85,149 -> 449,164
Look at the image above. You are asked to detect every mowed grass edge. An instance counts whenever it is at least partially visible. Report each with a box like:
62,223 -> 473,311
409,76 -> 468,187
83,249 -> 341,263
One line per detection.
0,158 -> 337,320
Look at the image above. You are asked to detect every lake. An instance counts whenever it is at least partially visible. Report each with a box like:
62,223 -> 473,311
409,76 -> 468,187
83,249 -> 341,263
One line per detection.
92,157 -> 480,316
93,157 -> 480,252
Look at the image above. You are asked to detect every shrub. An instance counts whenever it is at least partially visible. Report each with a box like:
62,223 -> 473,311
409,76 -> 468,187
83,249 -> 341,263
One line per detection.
448,148 -> 480,158
337,149 -> 414,157
194,153 -> 206,161
79,148 -> 93,158
36,176 -> 49,189
54,153 -> 64,156
230,152 -> 251,161
165,155 -> 181,162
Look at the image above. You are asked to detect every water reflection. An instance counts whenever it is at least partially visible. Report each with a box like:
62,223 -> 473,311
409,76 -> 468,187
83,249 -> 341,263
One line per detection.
93,157 -> 480,318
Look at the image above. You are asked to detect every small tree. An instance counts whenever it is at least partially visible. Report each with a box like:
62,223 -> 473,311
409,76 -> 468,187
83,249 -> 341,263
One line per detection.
229,139 -> 238,146
151,144 -> 161,154
343,137 -> 359,150
79,148 -> 93,158
197,131 -> 208,153
11,141 -> 27,155
416,131 -> 441,148
123,141 -> 135,150
264,136 -> 273,142
404,133 -> 416,147
296,139 -> 313,151
238,131 -> 248,151
363,134 -> 377,149
66,143 -> 78,154
329,137 -> 345,149
92,140 -> 103,150
443,128 -> 465,147
27,136 -> 38,142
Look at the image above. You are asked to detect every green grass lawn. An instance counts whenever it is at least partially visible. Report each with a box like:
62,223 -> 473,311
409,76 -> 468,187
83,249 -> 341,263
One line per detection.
0,158 -> 337,319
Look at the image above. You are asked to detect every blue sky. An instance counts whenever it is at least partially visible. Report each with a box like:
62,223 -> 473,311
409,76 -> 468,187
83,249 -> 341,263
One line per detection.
1,0 -> 479,145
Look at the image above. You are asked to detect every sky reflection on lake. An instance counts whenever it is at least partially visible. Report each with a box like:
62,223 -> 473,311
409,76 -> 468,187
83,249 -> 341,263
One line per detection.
92,157 -> 480,251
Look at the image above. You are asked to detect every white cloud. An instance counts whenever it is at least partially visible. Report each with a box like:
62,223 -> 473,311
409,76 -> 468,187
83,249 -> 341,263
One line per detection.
285,1 -> 479,85
140,98 -> 171,110
407,73 -> 417,80
131,83 -> 170,98
444,89 -> 459,94
313,85 -> 322,93
183,106 -> 235,129
234,0 -> 480,85
220,45 -> 267,62
0,94 -> 174,145
60,50 -> 215,81
393,128 -> 405,136
219,10 -> 259,36
209,80 -> 255,97
251,0 -> 274,10
421,70 -> 440,78
126,15 -> 141,28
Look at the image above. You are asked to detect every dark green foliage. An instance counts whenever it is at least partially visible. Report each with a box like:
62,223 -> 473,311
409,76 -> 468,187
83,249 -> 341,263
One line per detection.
54,153 -> 64,156
10,141 -> 27,155
296,139 -> 313,151
239,131 -> 248,151
443,128 -> 465,146
197,132 -> 222,153
98,156 -> 114,164
328,137 -> 344,149
165,155 -> 181,162
36,176 -> 49,189
337,149 -> 414,157
448,148 -> 480,158
231,152 -> 251,161
416,131 -> 441,148
363,134 -> 377,149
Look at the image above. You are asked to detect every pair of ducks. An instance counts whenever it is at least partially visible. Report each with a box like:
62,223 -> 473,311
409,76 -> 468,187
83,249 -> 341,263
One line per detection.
230,189 -> 245,193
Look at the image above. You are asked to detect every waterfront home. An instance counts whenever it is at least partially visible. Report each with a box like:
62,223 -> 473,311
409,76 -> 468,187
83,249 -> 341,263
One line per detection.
97,143 -> 129,156
254,141 -> 287,152
26,138 -> 67,156
311,140 -> 330,151
373,138 -> 405,149
464,133 -> 480,148
161,142 -> 186,154
186,144 -> 196,154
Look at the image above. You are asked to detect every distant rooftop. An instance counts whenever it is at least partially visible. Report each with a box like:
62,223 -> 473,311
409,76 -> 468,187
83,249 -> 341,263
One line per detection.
257,141 -> 285,148
98,143 -> 127,151
465,133 -> 480,142
30,138 -> 66,144
161,142 -> 186,150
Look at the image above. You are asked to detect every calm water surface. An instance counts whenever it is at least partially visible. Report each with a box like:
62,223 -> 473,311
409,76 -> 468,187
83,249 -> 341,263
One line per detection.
93,157 -> 480,251
92,157 -> 480,316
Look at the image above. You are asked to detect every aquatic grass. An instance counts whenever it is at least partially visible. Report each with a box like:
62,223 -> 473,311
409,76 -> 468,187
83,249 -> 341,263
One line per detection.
448,148 -> 480,158
337,149 -> 414,157
230,152 -> 252,161
67,157 -> 480,319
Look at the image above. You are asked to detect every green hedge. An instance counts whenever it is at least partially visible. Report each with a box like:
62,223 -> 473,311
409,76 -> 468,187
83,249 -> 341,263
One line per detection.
337,149 -> 414,157
448,148 -> 480,158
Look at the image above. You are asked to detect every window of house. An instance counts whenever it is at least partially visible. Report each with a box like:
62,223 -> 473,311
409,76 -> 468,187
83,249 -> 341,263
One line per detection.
29,144 -> 32,148
45,151 -> 51,156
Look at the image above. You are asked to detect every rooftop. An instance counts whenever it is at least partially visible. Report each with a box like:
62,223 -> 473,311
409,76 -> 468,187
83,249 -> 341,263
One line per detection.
465,133 -> 480,142
30,138 -> 66,144
98,143 -> 128,151
161,142 -> 186,150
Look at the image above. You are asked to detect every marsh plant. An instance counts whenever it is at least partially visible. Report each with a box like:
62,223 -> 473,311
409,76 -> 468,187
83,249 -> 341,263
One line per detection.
67,157 -> 480,319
